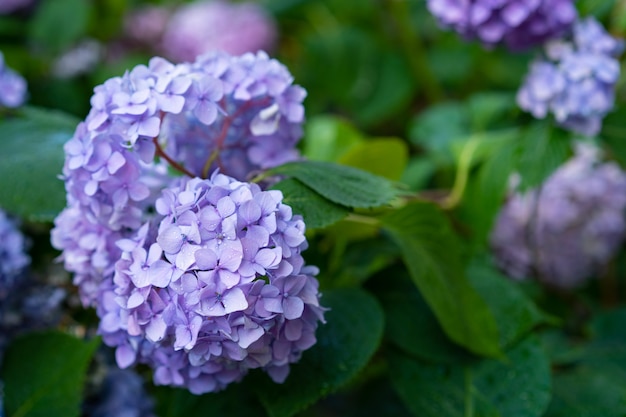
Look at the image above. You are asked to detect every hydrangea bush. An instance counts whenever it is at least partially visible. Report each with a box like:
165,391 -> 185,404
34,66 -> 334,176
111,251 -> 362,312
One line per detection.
2,1 -> 626,417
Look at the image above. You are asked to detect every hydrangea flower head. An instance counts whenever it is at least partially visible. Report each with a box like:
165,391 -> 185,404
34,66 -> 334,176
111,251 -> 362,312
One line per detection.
517,18 -> 623,136
162,0 -> 277,63
0,0 -> 33,14
490,144 -> 626,289
51,51 -> 321,393
427,0 -> 577,50
99,174 -> 324,393
0,52 -> 27,108
52,51 -> 306,306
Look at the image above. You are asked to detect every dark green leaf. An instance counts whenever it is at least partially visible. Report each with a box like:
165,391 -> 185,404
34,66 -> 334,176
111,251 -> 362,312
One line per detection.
270,178 -> 349,229
2,331 -> 100,417
390,336 -> 551,417
380,202 -> 501,357
266,160 -> 398,209
516,121 -> 571,191
254,288 -> 384,417
28,0 -> 91,54
468,259 -> 546,348
0,107 -> 78,221
374,267 -> 472,364
153,384 -> 265,417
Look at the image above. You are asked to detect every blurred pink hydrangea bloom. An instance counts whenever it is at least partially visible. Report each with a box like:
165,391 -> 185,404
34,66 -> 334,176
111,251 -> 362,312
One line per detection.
161,0 -> 278,62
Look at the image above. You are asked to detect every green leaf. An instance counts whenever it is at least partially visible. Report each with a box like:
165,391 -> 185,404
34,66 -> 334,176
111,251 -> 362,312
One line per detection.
516,121 -> 571,191
270,178 -> 349,229
254,288 -> 384,417
302,115 -> 364,162
28,0 -> 91,54
408,101 -> 469,164
2,331 -> 100,417
153,384 -> 265,417
0,107 -> 79,221
467,259 -> 546,348
266,160 -> 398,209
390,336 -> 552,417
338,138 -> 409,181
373,267 -> 472,364
380,202 -> 501,357
467,92 -> 516,132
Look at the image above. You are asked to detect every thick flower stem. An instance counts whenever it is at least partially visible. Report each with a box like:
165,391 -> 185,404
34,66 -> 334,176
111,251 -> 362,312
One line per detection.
386,0 -> 443,103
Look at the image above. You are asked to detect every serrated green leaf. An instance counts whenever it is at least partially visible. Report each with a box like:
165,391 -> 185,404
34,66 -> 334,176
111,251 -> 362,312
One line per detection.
254,288 -> 384,417
270,178 -> 348,229
0,107 -> 78,222
468,259 -> 546,348
380,202 -> 501,357
2,331 -> 100,417
338,137 -> 409,180
266,160 -> 398,209
390,336 -> 552,417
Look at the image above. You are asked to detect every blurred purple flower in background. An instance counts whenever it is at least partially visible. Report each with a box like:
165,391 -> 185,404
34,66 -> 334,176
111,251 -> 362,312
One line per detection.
426,0 -> 577,50
0,52 -> 27,108
490,143 -> 626,289
161,0 -> 277,62
0,0 -> 32,14
517,18 -> 623,136
85,367 -> 156,417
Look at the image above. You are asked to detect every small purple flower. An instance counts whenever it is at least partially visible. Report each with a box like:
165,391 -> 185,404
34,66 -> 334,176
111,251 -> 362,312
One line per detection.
0,52 -> 27,109
161,0 -> 277,63
517,18 -> 623,136
0,209 -> 29,303
427,0 -> 577,50
98,174 -> 325,394
86,368 -> 156,417
490,143 -> 626,289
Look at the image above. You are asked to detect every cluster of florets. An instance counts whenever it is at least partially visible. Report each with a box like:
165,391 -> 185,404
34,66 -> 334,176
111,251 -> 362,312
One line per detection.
99,175 -> 324,393
51,51 -> 322,393
490,144 -> 626,289
124,0 -> 277,63
517,18 -> 623,136
0,52 -> 27,108
0,0 -> 32,14
426,0 -> 577,50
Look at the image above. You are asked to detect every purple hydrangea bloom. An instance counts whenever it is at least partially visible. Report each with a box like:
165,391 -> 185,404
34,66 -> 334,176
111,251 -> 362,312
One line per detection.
517,18 -> 623,136
0,52 -> 27,108
51,52 -> 321,393
98,174 -> 324,393
427,0 -> 577,50
490,144 -> 626,289
161,0 -> 277,63
51,51 -> 306,307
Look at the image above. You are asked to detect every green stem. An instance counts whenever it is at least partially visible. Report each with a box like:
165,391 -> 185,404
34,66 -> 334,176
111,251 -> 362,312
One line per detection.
464,367 -> 474,417
441,139 -> 480,209
387,0 -> 443,102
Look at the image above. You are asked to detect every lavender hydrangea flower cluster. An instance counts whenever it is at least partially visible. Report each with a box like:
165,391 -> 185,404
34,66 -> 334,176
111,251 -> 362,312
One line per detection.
0,0 -> 32,14
99,175 -> 324,393
0,52 -> 27,108
426,0 -> 577,50
51,51 -> 322,393
161,0 -> 277,63
490,144 -> 626,289
517,18 -> 623,136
